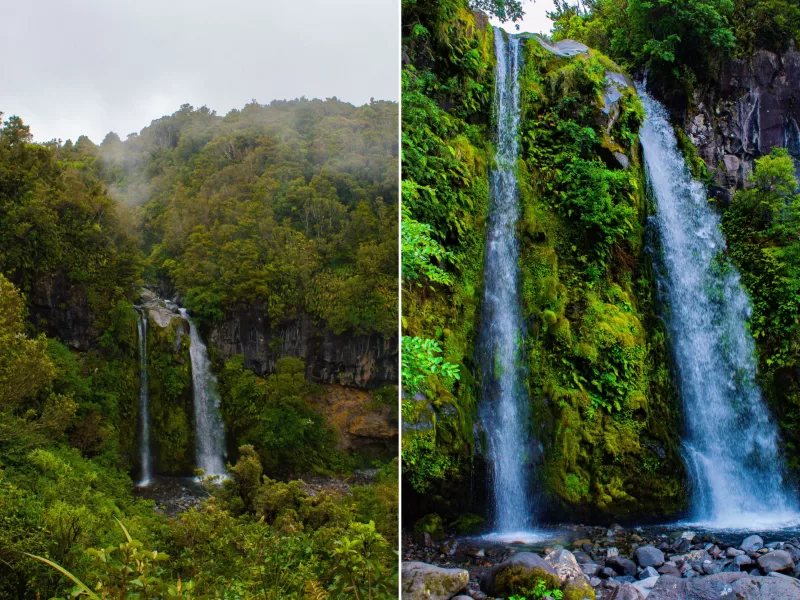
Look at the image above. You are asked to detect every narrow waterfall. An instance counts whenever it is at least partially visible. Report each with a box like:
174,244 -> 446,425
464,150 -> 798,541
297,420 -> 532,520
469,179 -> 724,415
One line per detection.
180,308 -> 227,477
478,30 -> 532,533
135,308 -> 153,486
639,86 -> 799,528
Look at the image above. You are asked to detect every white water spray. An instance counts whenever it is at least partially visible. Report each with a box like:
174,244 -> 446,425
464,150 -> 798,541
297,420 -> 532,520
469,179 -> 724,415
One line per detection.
135,308 -> 152,486
478,30 -> 533,534
639,85 -> 799,528
180,308 -> 227,478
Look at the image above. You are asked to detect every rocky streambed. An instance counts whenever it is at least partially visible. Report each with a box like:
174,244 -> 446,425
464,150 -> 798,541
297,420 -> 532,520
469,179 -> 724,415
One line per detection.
402,524 -> 800,599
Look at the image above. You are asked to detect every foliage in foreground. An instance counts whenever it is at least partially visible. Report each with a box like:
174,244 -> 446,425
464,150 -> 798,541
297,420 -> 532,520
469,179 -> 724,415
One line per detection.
721,147 -> 800,472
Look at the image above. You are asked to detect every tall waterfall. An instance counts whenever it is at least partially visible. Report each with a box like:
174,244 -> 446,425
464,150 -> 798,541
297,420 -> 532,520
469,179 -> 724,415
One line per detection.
478,30 -> 532,533
639,86 -> 799,528
135,308 -> 153,486
180,308 -> 227,477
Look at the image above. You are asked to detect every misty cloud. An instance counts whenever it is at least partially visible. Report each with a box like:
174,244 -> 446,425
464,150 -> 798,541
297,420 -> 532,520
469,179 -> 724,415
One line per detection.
0,0 -> 399,143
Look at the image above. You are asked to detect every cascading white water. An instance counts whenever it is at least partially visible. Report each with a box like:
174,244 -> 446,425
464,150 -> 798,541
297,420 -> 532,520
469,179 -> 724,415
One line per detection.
478,30 -> 532,534
135,308 -> 153,486
180,308 -> 227,477
639,85 -> 800,528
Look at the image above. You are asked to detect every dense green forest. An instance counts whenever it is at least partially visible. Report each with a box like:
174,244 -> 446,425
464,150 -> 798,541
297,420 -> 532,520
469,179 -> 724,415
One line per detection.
0,97 -> 398,598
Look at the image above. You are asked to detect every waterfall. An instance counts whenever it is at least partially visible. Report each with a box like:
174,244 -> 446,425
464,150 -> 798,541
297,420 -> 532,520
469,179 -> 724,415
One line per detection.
135,308 -> 153,486
478,30 -> 532,534
180,308 -> 227,478
639,86 -> 799,528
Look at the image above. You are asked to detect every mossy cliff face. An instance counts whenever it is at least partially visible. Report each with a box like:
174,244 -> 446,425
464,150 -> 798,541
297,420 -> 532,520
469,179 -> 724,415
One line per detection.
145,311 -> 195,474
401,0 -> 495,516
401,0 -> 687,523
515,38 -> 685,519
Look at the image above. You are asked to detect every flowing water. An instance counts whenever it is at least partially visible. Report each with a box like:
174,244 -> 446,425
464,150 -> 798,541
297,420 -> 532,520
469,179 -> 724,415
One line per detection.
180,308 -> 227,477
135,308 -> 152,486
478,30 -> 532,534
639,85 -> 799,528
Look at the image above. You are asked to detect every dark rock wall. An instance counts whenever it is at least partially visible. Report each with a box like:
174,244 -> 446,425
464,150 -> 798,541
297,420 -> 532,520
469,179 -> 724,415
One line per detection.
684,48 -> 800,191
209,306 -> 397,389
29,274 -> 94,350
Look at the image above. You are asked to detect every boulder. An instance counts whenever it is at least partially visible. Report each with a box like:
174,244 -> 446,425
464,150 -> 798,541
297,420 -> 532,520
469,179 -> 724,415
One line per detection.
647,572 -> 748,599
635,546 -> 665,568
480,552 -> 560,597
401,562 -> 469,600
757,550 -> 794,573
741,535 -> 764,553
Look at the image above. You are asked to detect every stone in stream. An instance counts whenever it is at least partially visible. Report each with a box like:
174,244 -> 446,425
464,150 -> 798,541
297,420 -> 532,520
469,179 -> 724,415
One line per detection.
634,545 -> 665,568
401,562 -> 468,600
757,550 -> 795,573
740,535 -> 764,553
479,552 -> 560,597
657,564 -> 681,577
727,547 -> 745,558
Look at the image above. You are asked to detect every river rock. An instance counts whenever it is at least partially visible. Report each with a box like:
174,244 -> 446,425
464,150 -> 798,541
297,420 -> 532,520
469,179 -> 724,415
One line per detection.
633,575 -> 660,598
401,562 -> 468,600
635,545 -> 665,568
639,566 -> 659,579
647,572 -> 748,599
611,583 -> 646,600
480,552 -> 559,597
658,564 -> 681,577
732,574 -> 800,598
741,535 -> 764,553
582,562 -> 602,577
608,555 -> 638,577
544,548 -> 584,584
727,547 -> 745,558
734,554 -> 753,568
757,550 -> 795,573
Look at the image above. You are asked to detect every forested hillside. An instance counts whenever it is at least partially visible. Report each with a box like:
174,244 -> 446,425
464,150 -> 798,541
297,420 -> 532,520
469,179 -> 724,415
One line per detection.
0,97 -> 398,598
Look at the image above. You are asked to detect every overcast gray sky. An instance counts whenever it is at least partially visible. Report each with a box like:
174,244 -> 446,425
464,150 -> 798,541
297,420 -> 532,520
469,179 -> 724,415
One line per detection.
1,0 -> 399,143
491,0 -> 553,36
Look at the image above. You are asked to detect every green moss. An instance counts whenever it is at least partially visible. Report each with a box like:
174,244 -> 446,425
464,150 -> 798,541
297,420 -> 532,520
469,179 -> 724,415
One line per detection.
413,513 -> 444,540
450,512 -> 485,534
146,314 -> 194,474
516,35 -> 686,519
494,567 -> 561,597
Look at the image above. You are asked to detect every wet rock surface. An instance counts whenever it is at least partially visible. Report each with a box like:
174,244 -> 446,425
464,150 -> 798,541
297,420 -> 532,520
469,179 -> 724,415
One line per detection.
402,524 -> 800,599
134,476 -> 206,517
683,47 -> 800,190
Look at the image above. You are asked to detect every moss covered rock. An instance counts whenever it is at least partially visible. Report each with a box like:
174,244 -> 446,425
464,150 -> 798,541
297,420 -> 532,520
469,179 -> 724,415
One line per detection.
401,562 -> 469,600
481,552 -> 561,597
146,311 -> 194,474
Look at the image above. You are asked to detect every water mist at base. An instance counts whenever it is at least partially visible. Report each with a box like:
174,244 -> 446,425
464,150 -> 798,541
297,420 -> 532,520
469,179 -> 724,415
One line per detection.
478,29 -> 535,535
638,85 -> 800,529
